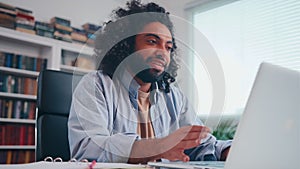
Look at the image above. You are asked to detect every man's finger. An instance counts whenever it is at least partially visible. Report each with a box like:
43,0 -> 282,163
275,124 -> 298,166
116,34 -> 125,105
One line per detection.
175,139 -> 200,149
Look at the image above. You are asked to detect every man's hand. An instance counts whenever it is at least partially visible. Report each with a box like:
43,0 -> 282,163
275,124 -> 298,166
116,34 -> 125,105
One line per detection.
160,125 -> 210,162
128,125 -> 210,163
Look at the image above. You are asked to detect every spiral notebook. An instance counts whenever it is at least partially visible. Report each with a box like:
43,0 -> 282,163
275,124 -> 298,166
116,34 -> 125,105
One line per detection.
0,157 -> 146,169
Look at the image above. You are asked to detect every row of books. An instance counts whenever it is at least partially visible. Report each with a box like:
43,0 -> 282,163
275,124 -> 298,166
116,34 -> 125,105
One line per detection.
0,74 -> 37,96
0,150 -> 35,164
0,51 -> 47,72
49,18 -> 100,46
0,2 -> 35,34
0,2 -> 101,46
14,6 -> 35,35
0,124 -> 35,146
0,99 -> 36,120
51,17 -> 72,43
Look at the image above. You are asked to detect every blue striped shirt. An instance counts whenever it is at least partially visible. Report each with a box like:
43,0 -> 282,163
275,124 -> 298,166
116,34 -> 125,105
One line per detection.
68,69 -> 231,162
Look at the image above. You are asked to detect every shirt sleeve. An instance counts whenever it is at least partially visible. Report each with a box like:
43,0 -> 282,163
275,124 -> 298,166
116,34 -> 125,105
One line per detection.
68,73 -> 139,162
185,135 -> 232,161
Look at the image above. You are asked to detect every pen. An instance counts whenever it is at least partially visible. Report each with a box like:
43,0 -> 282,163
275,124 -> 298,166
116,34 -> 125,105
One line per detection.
88,160 -> 96,169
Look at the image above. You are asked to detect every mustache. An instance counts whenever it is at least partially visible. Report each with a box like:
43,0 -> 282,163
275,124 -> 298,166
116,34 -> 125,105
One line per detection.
145,55 -> 167,68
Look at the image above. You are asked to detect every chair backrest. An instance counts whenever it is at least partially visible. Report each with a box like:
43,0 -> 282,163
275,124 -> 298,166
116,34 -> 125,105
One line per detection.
36,70 -> 83,161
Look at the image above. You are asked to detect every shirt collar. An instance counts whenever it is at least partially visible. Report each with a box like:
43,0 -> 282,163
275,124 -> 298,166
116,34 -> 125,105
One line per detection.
117,68 -> 158,103
117,68 -> 140,99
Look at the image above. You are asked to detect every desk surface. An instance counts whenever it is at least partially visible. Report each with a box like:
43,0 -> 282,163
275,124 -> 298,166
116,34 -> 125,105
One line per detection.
0,161 -> 149,169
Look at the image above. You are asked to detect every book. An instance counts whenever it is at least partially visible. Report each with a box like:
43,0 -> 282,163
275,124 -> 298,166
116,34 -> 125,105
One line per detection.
15,7 -> 33,15
72,27 -> 86,35
53,23 -> 72,32
0,3 -> 16,29
0,2 -> 15,11
24,151 -> 31,163
0,7 -> 16,16
27,125 -> 34,145
16,27 -> 36,35
71,32 -> 88,43
0,13 -> 15,29
17,150 -> 25,164
6,150 -> 12,164
54,31 -> 72,42
11,54 -> 18,68
25,57 -> 34,71
6,100 -> 13,118
13,75 -> 19,93
50,16 -> 71,27
13,100 -> 22,119
15,22 -> 35,30
15,16 -> 35,25
55,28 -> 72,35
28,102 -> 36,119
0,75 -> 4,92
21,101 -> 29,119
82,22 -> 101,33
1,100 -> 6,118
35,21 -> 54,32
19,125 -> 25,145
5,75 -> 15,93
16,12 -> 34,21
36,29 -> 54,38
4,52 -> 13,67
0,123 -> 5,145
0,52 -> 5,66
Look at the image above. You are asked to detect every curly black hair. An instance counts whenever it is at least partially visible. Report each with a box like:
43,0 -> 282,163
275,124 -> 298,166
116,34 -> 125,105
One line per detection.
94,0 -> 179,92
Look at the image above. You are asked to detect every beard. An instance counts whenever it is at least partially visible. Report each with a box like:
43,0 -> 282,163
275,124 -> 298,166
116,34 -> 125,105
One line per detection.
126,53 -> 166,83
135,68 -> 165,83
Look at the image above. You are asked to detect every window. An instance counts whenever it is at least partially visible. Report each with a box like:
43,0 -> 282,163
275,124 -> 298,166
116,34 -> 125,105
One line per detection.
187,0 -> 300,116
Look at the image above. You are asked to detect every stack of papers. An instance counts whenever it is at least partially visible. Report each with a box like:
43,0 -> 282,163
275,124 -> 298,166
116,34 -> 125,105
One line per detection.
147,161 -> 225,169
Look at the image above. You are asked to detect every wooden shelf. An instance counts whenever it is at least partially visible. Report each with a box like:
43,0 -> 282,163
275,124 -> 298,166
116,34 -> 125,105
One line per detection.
0,92 -> 37,100
60,64 -> 94,74
0,118 -> 35,124
0,145 -> 35,150
0,66 -> 39,78
0,27 -> 54,47
60,41 -> 94,56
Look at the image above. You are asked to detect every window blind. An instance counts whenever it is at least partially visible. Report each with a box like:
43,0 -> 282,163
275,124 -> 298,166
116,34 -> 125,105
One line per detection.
191,0 -> 300,115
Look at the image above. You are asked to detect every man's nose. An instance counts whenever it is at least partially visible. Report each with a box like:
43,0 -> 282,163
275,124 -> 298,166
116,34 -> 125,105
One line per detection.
155,48 -> 168,61
155,50 -> 167,63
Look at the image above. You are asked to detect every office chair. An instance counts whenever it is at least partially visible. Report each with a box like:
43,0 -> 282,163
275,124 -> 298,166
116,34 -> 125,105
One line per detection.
36,70 -> 83,161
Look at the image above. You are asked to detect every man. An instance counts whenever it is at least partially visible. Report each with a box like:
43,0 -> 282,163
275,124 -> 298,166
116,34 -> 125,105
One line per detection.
68,0 -> 231,163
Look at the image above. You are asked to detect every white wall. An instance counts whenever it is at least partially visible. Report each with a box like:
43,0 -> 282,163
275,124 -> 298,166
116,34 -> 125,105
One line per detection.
1,0 -> 194,28
1,0 -> 121,27
1,0 -> 197,99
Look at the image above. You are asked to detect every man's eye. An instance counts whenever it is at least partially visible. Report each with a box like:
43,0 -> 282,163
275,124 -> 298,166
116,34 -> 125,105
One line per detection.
166,46 -> 173,51
147,39 -> 156,44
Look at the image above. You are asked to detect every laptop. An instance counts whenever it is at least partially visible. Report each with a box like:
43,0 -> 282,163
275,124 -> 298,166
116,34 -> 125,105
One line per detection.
148,62 -> 300,169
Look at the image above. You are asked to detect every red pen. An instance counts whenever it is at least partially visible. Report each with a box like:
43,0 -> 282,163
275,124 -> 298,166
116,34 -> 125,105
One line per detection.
88,160 -> 96,169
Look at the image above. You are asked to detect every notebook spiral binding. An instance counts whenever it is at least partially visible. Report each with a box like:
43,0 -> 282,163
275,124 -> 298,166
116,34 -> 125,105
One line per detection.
43,156 -> 97,169
43,156 -> 89,163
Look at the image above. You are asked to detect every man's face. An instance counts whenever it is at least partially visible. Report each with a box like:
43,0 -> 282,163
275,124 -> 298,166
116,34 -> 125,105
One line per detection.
128,22 -> 173,83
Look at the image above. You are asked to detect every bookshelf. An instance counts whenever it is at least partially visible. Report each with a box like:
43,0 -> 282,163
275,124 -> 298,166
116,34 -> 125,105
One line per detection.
0,26 -> 95,164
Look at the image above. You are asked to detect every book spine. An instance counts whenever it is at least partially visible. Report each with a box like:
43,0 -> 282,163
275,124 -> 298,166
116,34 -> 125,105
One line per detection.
4,53 -> 13,67
0,52 -> 5,66
6,150 -> 12,164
